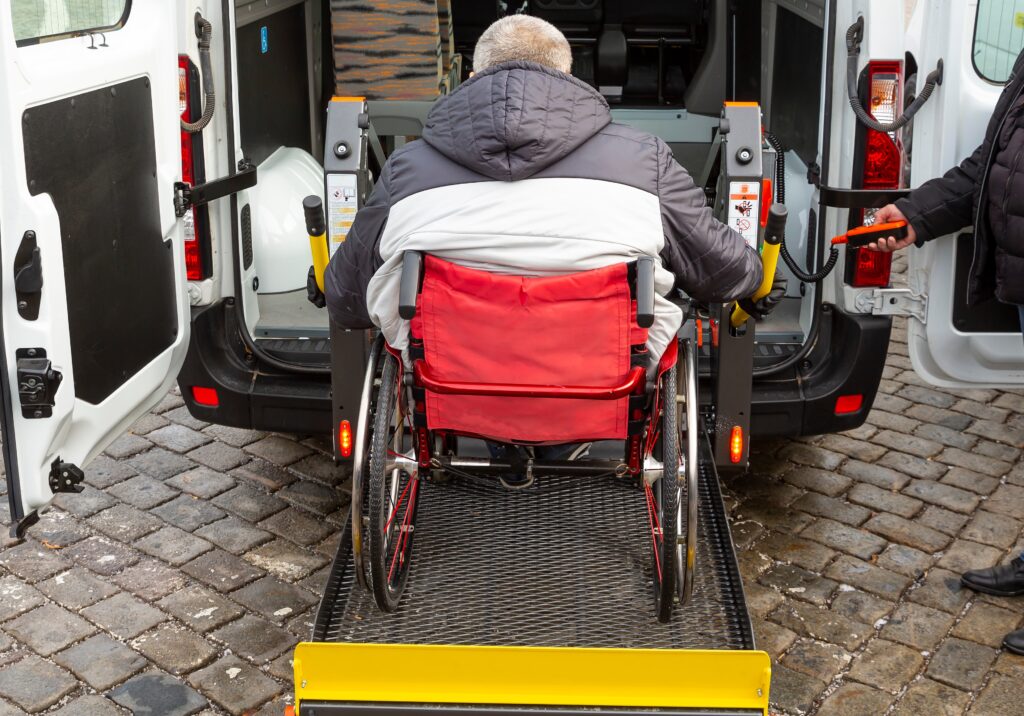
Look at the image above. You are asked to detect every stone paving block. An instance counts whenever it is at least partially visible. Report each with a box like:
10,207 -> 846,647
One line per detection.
993,650 -> 1024,678
919,505 -> 970,536
790,493 -> 870,527
51,695 -> 123,716
127,448 -> 197,480
877,450 -> 948,480
818,434 -> 887,463
157,585 -> 245,633
824,555 -> 911,601
152,494 -> 227,532
952,398 -> 1010,422
109,672 -> 208,716
839,459 -> 911,490
732,502 -> 814,535
230,576 -> 317,623
914,422 -> 978,451
866,408 -> 921,434
290,453 -> 347,485
848,483 -> 923,518
891,678 -> 970,716
148,424 -> 214,454
187,441 -> 250,472
112,559 -> 189,601
830,587 -> 893,624
132,623 -> 219,675
779,638 -> 852,683
729,520 -> 765,551
872,393 -> 913,414
975,438 -> 1021,463
743,582 -> 784,619
940,467 -> 1001,495
26,510 -> 89,548
82,592 -> 167,639
841,423 -> 877,441
951,601 -> 1022,648
937,539 -> 1004,573
195,516 -> 273,555
926,637 -> 998,691
0,632 -> 11,653
105,432 -> 154,459
816,681 -> 893,716
164,405 -> 210,430
107,474 -> 180,510
770,602 -> 871,651
969,674 -> 1024,715
203,424 -> 266,448
994,392 -> 1024,412
0,540 -> 70,583
243,536 -> 327,581
267,652 -> 293,682
754,532 -> 837,572
137,526 -> 214,566
872,429 -> 944,458
909,403 -> 975,430
730,478 -> 802,508
258,506 -> 335,546
299,565 -> 332,594
757,561 -> 835,606
985,484 -> 1024,519
908,568 -> 971,614
187,655 -> 282,715
777,444 -> 844,471
780,466 -> 850,496
876,543 -> 934,578
231,459 -> 297,492
130,412 -> 172,435
51,485 -> 117,518
801,519 -> 887,560
897,384 -> 956,409
752,618 -> 798,658
0,576 -> 45,620
0,655 -> 77,712
847,638 -> 924,693
277,480 -> 343,516
166,467 -> 237,499
84,454 -> 138,488
87,503 -> 164,542
212,484 -> 288,522
62,535 -> 140,576
864,513 -> 951,553
209,614 -> 297,663
937,448 -> 1012,478
903,479 -> 980,514
53,633 -> 147,690
244,435 -> 313,465
5,603 -> 95,656
182,549 -> 264,592
154,391 -> 186,413
769,663 -> 827,716
968,419 -> 1024,448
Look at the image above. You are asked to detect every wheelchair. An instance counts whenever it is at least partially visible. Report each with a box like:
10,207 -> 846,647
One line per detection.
349,252 -> 700,623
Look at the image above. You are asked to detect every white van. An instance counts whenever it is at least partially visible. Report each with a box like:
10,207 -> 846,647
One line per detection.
1,0 -> 1020,531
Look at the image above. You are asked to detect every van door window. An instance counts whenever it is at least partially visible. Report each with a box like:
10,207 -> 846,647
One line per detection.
769,7 -> 824,167
974,0 -> 1024,83
10,0 -> 130,46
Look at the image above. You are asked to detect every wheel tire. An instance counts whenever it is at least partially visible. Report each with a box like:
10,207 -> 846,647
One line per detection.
653,364 -> 680,623
368,353 -> 419,612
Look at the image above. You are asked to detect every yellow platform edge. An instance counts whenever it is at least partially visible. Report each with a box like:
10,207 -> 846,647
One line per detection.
293,642 -> 771,714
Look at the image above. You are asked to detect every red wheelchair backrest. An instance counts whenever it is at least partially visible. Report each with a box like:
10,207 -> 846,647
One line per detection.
409,256 -> 648,444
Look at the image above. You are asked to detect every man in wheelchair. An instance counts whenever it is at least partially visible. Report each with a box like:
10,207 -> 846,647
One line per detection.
323,15 -> 782,620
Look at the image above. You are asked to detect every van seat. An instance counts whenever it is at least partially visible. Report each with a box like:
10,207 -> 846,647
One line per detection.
532,0 -> 603,38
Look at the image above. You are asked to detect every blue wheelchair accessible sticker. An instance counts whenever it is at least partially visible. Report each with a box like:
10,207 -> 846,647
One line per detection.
260,26 -> 268,54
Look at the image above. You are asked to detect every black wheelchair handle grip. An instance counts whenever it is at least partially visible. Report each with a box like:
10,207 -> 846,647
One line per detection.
636,256 -> 656,329
399,251 -> 424,320
303,195 -> 326,237
763,204 -> 788,246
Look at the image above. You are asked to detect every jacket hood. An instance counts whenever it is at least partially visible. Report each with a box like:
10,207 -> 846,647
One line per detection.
422,61 -> 612,181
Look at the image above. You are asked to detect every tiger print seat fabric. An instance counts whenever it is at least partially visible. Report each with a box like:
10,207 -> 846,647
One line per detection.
331,0 -> 445,100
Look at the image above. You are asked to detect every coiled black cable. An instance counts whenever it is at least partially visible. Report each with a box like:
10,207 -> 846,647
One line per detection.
181,13 -> 215,134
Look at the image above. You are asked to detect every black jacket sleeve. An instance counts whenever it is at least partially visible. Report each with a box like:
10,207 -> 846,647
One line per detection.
655,139 -> 764,302
324,165 -> 392,329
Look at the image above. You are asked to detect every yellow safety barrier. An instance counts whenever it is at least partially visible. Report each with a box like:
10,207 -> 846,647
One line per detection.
304,196 -> 330,293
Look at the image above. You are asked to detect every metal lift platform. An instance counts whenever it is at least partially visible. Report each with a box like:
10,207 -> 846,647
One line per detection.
293,433 -> 769,715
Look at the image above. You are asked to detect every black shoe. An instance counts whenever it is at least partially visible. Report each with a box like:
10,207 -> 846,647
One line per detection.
1004,628 -> 1024,655
961,557 -> 1024,597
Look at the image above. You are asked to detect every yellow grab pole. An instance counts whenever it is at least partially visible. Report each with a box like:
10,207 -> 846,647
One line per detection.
731,204 -> 787,328
304,195 -> 330,292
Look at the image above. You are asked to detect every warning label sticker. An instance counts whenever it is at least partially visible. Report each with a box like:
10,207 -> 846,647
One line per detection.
326,173 -> 358,257
728,181 -> 760,249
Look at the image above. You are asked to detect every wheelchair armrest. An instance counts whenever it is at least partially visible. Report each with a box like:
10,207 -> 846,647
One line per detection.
636,256 -> 656,329
398,251 -> 424,320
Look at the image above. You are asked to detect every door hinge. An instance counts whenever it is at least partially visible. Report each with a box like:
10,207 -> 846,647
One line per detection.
856,288 -> 928,323
49,459 -> 84,495
174,163 -> 258,218
16,348 -> 62,419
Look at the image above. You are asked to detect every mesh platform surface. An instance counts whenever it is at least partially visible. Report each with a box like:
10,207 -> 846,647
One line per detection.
314,456 -> 753,651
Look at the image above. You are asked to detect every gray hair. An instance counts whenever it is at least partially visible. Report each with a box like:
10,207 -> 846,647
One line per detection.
473,15 -> 572,74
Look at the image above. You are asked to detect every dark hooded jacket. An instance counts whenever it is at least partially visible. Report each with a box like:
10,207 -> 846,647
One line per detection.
325,62 -> 762,342
896,48 -> 1024,306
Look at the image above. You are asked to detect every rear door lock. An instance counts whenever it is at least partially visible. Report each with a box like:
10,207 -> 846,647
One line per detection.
16,348 -> 62,419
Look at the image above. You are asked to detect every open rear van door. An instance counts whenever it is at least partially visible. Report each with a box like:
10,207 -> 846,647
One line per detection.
1,3 -> 188,534
906,0 -> 1024,388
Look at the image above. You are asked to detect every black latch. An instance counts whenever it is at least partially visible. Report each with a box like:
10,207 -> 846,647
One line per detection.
49,459 -> 84,495
13,230 -> 43,321
174,163 -> 258,218
16,348 -> 62,419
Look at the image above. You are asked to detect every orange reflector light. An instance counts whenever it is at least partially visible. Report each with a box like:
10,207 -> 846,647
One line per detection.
191,386 -> 219,407
339,420 -> 353,458
835,394 -> 864,415
729,425 -> 744,464
284,707 -> 295,716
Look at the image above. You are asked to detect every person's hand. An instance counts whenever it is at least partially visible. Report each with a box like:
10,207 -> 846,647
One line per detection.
865,204 -> 917,252
738,268 -> 787,320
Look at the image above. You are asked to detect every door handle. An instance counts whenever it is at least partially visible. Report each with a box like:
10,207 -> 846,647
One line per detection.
13,231 -> 43,320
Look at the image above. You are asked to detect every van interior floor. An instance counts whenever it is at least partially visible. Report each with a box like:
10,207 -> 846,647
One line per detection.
256,289 -> 330,338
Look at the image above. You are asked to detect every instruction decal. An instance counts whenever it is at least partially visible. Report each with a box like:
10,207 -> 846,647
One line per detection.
327,173 -> 358,257
728,182 -> 760,249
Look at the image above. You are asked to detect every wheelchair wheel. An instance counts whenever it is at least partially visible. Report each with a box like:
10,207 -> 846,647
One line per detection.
351,334 -> 385,590
368,352 -> 420,612
648,362 -> 680,623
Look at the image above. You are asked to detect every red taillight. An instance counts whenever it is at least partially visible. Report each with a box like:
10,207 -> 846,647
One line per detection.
863,128 -> 902,189
338,420 -> 353,458
191,386 -> 219,407
179,55 -> 205,281
729,425 -> 744,464
835,394 -> 864,415
851,248 -> 893,288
